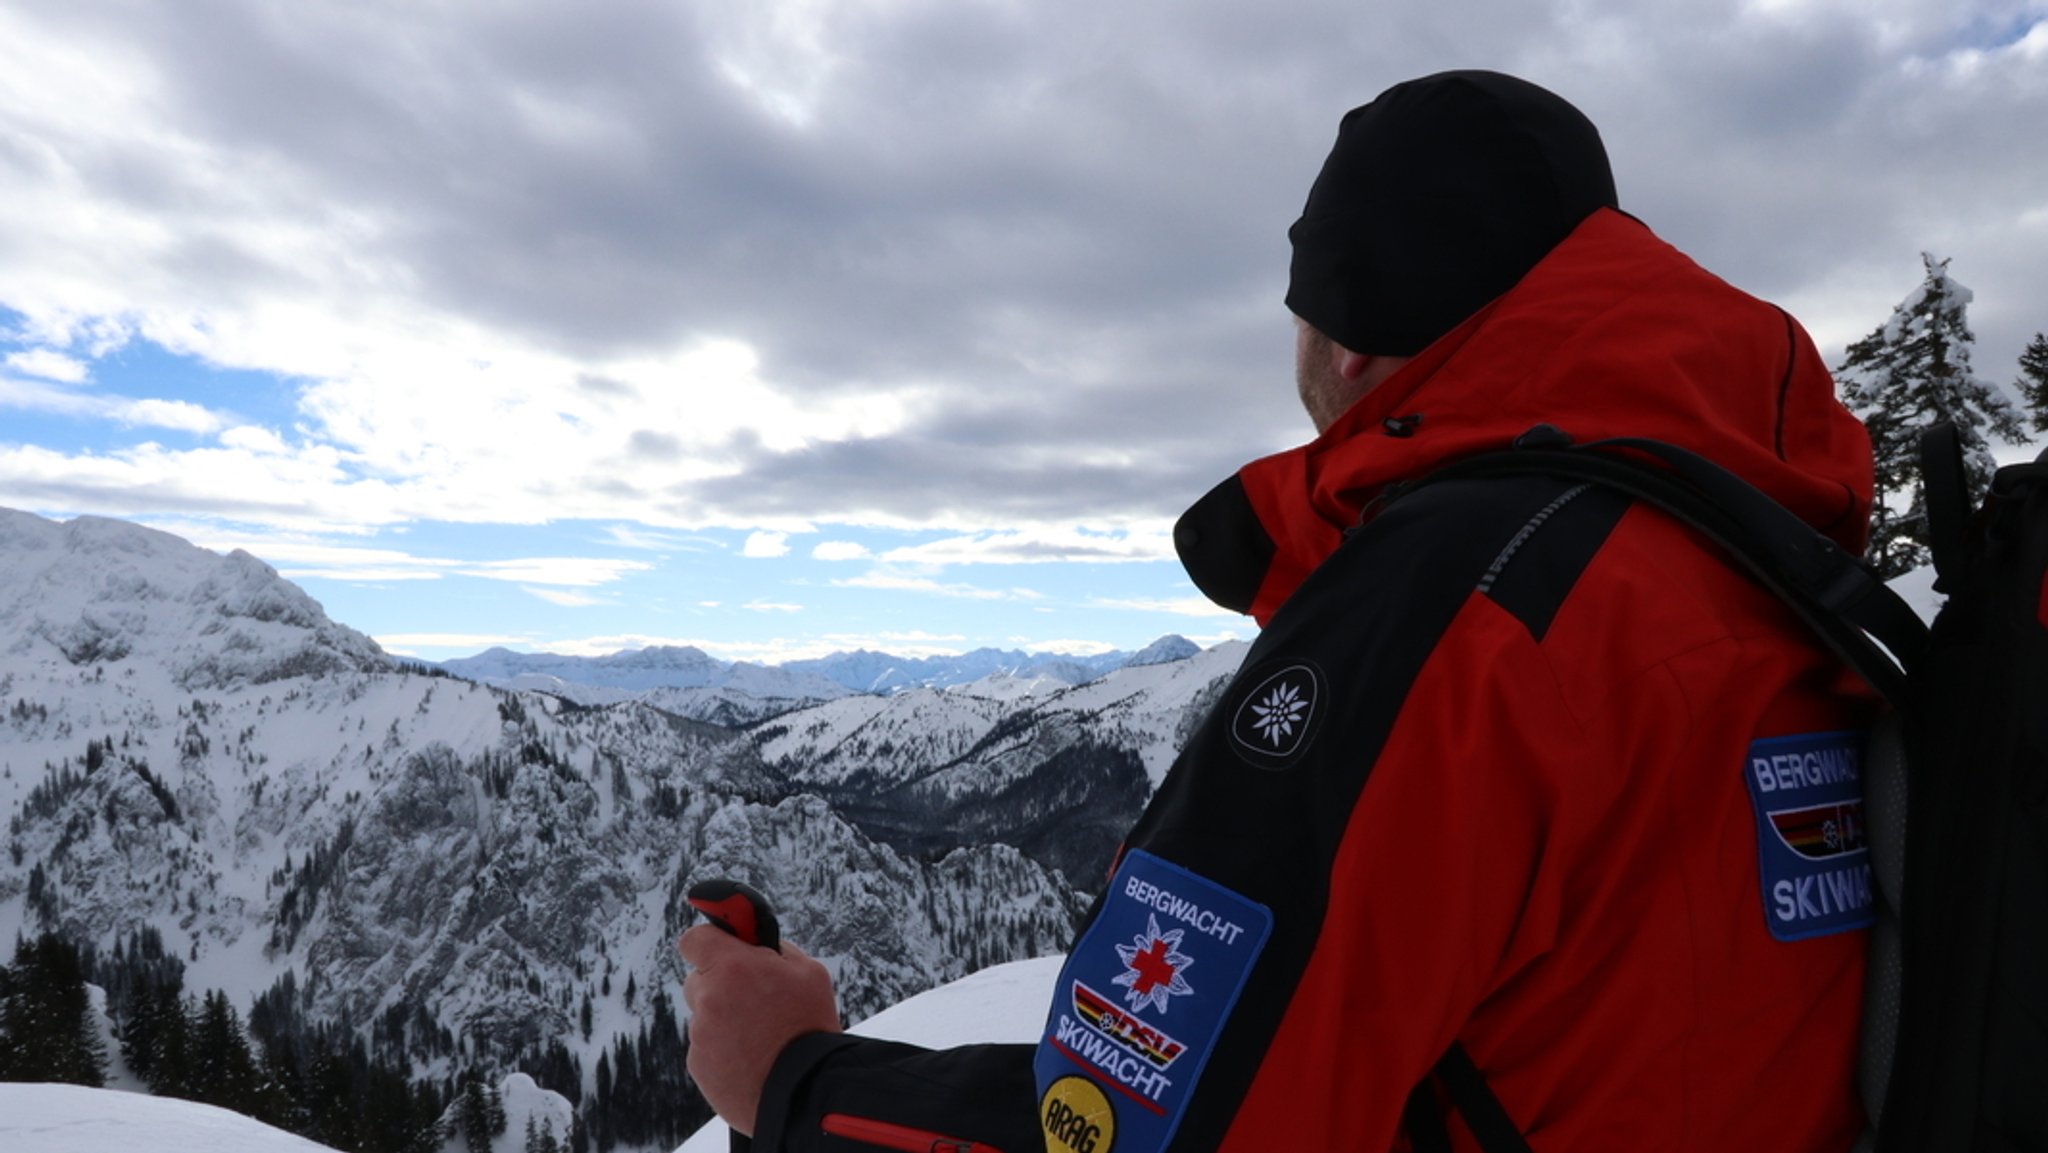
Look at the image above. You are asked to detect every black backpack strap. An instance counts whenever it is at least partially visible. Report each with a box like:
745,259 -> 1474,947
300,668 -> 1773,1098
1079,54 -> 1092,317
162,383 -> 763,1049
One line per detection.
1404,1045 -> 1534,1153
1917,421 -> 1970,590
1436,1045 -> 1535,1153
1409,427 -> 1925,703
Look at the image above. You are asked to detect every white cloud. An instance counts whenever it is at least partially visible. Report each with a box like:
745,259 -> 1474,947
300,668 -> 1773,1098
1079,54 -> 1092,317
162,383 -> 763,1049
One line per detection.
3,349 -> 89,383
279,566 -> 442,583
1088,594 -> 1239,618
832,571 -> 1042,600
877,527 -> 1178,567
810,540 -> 871,561
523,586 -> 606,607
741,531 -> 791,558
743,600 -> 804,613
218,426 -> 293,455
603,524 -> 719,551
0,376 -> 228,434
113,398 -> 226,434
459,557 -> 654,587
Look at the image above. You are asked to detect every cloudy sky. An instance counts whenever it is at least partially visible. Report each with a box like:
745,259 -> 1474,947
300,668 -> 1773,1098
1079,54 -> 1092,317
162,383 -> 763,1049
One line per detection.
2,0 -> 2044,664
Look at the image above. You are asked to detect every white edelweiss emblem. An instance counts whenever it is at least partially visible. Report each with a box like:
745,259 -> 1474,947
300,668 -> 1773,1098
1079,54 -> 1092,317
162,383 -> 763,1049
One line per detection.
1228,662 -> 1323,766
1249,682 -> 1308,747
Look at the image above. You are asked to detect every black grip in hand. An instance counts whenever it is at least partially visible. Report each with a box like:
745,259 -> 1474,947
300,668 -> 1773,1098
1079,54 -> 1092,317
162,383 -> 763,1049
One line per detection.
686,878 -> 781,951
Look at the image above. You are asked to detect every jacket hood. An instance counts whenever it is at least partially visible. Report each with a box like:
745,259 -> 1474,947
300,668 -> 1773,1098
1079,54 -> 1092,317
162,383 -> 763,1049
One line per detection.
1178,209 -> 1873,625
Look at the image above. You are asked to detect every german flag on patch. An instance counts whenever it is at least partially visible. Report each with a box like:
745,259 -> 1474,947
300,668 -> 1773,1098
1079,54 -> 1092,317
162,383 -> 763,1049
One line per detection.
1768,800 -> 1867,860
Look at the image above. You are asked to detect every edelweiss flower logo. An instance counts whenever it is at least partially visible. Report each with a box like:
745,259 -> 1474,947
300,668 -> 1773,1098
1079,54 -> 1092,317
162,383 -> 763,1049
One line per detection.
1228,661 -> 1323,768
1113,914 -> 1195,1015
1249,681 -> 1308,748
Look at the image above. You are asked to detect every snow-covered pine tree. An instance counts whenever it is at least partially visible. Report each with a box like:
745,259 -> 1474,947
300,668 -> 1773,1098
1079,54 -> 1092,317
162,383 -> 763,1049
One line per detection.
1836,254 -> 2027,577
2017,332 -> 2048,434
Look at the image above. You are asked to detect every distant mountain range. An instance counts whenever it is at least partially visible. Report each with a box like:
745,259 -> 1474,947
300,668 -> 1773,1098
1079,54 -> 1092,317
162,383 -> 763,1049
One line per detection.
435,634 -> 1203,701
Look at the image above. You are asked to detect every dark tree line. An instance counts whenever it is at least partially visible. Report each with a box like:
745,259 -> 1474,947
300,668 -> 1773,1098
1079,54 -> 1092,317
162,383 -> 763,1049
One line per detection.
1,923 -> 714,1153
0,931 -> 108,1086
585,985 -> 709,1153
0,927 -> 452,1153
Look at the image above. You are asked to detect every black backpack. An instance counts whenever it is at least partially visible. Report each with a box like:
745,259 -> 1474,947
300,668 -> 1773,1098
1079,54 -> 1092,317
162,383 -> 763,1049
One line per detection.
1399,422 -> 2048,1153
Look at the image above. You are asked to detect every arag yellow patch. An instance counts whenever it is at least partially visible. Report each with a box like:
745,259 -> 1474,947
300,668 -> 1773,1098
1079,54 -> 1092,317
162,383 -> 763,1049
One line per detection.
1042,1075 -> 1114,1153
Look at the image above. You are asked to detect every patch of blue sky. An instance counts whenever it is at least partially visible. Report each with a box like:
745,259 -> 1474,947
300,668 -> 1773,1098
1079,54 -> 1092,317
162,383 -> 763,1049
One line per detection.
89,336 -> 308,433
1950,8 -> 2045,51
1,312 -> 307,453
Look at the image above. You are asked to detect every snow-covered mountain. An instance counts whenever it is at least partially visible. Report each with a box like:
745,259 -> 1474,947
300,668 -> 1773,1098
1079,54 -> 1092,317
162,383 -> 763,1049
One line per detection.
0,507 -> 1245,1150
0,509 -> 389,689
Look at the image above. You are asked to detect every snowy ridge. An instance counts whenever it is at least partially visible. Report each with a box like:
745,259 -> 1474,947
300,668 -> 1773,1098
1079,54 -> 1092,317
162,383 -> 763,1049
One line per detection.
0,508 -> 388,690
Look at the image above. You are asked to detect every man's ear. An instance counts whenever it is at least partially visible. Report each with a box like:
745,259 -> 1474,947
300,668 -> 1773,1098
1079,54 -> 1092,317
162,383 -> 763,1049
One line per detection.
1337,349 -> 1374,381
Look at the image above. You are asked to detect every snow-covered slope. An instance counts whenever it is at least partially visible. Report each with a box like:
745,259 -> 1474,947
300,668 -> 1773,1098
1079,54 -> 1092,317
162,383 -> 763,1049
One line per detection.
0,1082 -> 348,1152
0,508 -> 1244,1151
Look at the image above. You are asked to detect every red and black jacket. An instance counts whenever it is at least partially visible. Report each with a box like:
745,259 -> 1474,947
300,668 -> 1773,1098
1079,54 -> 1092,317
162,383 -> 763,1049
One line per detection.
747,209 -> 1879,1153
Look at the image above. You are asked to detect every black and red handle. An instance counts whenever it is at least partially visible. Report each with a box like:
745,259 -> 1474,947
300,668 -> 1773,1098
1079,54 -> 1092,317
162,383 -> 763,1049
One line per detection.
686,878 -> 781,952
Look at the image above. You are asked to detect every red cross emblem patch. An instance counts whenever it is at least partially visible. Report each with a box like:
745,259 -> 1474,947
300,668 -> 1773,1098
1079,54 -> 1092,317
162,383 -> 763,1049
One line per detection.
1113,914 -> 1195,1015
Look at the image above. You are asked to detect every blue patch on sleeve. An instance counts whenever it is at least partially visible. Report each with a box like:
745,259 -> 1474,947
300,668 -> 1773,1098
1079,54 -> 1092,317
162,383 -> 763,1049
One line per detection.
1743,730 -> 1875,942
1032,850 -> 1272,1153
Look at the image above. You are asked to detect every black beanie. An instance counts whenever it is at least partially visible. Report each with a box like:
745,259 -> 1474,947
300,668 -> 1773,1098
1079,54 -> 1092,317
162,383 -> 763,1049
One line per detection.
1286,70 -> 1618,356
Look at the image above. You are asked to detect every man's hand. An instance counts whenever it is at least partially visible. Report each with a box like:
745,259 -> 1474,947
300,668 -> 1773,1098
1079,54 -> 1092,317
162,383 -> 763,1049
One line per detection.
678,924 -> 841,1137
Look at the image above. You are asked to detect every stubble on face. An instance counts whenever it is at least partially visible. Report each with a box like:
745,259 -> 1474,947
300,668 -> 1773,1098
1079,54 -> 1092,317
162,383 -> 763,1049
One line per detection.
1295,321 -> 1358,433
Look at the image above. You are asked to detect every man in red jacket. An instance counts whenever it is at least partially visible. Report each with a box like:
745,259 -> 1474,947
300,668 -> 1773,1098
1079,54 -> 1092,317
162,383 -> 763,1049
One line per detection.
683,70 -> 1876,1152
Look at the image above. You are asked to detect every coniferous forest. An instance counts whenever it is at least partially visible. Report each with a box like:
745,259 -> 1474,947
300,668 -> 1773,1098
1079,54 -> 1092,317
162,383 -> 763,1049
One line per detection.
0,925 -> 710,1152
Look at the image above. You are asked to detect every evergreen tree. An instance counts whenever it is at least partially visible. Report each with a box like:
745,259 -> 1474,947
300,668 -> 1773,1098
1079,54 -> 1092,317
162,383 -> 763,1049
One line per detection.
1837,254 -> 2027,576
190,989 -> 262,1113
0,957 -> 18,1079
2018,332 -> 2048,433
0,932 -> 108,1087
461,1070 -> 497,1153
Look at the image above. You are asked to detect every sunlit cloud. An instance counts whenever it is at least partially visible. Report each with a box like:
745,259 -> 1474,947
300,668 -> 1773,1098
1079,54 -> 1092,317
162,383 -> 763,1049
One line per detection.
4,349 -> 89,383
832,571 -> 1043,601
524,586 -> 607,607
877,527 -> 1177,567
742,531 -> 792,558
743,600 -> 804,613
602,524 -> 720,552
1088,594 -> 1240,618
456,557 -> 654,586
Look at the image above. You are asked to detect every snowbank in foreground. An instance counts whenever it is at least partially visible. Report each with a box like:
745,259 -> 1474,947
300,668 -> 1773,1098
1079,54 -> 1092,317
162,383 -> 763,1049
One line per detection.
0,1082 -> 345,1153
676,954 -> 1064,1153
